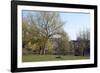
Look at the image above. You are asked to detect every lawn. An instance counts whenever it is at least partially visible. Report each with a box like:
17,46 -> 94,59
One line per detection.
22,54 -> 89,62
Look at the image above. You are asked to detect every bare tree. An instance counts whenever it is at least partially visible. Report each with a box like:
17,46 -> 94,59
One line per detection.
77,29 -> 90,56
27,12 -> 65,55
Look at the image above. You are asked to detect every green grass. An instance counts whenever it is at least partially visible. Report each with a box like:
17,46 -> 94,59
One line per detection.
22,54 -> 89,62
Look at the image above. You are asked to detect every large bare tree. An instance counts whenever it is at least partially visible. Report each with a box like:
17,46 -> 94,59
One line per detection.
27,12 -> 65,54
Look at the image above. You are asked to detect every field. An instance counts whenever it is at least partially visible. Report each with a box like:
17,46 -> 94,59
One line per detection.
22,55 -> 89,62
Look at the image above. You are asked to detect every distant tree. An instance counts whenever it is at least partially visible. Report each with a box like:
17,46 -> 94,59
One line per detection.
59,31 -> 70,54
77,29 -> 90,56
77,29 -> 90,41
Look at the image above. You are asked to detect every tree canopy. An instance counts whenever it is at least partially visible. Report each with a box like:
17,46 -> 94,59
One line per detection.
22,11 -> 70,55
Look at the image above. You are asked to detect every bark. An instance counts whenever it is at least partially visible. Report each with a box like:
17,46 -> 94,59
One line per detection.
41,38 -> 48,55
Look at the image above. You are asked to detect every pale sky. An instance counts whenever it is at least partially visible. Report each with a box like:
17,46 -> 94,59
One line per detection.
60,12 -> 90,40
22,10 -> 90,40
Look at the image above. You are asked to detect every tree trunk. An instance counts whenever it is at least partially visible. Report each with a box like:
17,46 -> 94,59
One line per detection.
39,46 -> 42,55
39,44 -> 45,55
42,48 -> 45,55
41,39 -> 48,55
83,51 -> 84,56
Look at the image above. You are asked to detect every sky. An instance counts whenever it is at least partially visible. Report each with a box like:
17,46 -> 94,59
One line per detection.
22,10 -> 90,40
60,12 -> 90,40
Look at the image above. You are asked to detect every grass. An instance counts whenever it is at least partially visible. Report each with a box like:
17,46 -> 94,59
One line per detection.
22,54 -> 89,62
